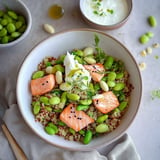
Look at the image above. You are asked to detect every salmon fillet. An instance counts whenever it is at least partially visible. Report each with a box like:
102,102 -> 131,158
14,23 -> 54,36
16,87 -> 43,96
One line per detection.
60,104 -> 94,132
84,63 -> 105,82
30,74 -> 55,96
93,91 -> 119,114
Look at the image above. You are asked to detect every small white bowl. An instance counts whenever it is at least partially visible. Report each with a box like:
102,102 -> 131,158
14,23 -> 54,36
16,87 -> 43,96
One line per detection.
0,0 -> 32,48
17,28 -> 142,151
80,0 -> 132,30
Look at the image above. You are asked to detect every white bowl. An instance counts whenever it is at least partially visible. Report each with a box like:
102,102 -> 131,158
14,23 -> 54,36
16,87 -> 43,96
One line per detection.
0,0 -> 32,48
16,29 -> 142,151
80,0 -> 132,30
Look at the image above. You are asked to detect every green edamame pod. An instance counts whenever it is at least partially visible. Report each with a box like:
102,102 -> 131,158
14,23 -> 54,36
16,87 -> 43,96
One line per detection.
79,99 -> 92,105
104,56 -> 114,69
118,101 -> 128,111
67,93 -> 80,101
83,130 -> 92,144
96,115 -> 108,123
76,105 -> 90,111
32,70 -> 45,79
96,124 -> 109,133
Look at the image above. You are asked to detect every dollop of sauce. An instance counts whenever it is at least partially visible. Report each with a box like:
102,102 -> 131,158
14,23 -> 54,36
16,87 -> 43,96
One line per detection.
64,52 -> 91,90
82,0 -> 129,25
48,4 -> 64,19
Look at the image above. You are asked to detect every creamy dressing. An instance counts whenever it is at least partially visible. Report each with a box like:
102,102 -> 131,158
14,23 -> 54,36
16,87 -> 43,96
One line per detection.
82,0 -> 128,25
64,52 -> 91,90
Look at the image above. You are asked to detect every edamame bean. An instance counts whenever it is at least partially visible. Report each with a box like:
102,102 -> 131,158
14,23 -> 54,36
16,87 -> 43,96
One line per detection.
7,23 -> 16,33
116,72 -> 124,79
32,70 -> 44,79
0,24 -> 2,30
8,10 -> 18,20
96,124 -> 109,133
148,16 -> 157,27
69,128 -> 76,135
79,99 -> 92,105
83,130 -> 92,144
113,83 -> 125,91
74,56 -> 83,64
118,101 -> 128,111
0,11 -> 4,17
49,96 -> 60,105
84,56 -> 96,64
1,36 -> 9,44
45,126 -> 56,135
67,93 -> 80,101
15,21 -> 23,29
139,34 -> 149,44
55,54 -> 66,64
33,101 -> 40,115
1,19 -> 8,26
52,64 -> 65,73
60,82 -> 72,91
47,122 -> 58,133
45,106 -> 52,112
45,66 -> 53,74
58,121 -> 66,126
18,24 -> 27,33
73,50 -> 84,57
107,81 -> 116,87
39,96 -> 49,105
83,47 -> 94,56
96,115 -> 108,123
11,31 -> 21,38
145,31 -> 154,38
0,28 -> 7,37
104,56 -> 114,69
108,72 -> 116,81
61,92 -> 67,103
76,105 -> 89,111
18,15 -> 25,24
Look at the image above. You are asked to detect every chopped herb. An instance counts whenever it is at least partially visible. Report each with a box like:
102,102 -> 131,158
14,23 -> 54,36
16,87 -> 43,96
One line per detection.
155,55 -> 159,59
151,89 -> 160,100
93,10 -> 99,15
107,9 -> 114,14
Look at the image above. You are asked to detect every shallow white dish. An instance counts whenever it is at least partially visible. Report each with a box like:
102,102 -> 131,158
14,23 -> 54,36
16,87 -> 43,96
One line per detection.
16,29 -> 142,151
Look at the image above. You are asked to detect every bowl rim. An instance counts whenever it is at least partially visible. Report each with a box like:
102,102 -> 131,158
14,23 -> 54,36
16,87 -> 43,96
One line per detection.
79,0 -> 133,29
0,0 -> 32,47
16,28 -> 142,151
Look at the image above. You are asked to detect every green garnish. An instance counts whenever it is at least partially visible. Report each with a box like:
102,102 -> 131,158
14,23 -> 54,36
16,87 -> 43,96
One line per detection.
107,9 -> 114,14
151,89 -> 160,100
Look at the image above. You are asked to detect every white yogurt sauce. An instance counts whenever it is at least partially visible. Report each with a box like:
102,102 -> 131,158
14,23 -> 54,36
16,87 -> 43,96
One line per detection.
82,0 -> 128,25
64,52 -> 91,90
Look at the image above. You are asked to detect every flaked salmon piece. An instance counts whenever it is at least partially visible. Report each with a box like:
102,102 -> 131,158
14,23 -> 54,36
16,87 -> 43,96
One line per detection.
30,74 -> 55,96
60,103 -> 94,132
92,91 -> 119,114
84,63 -> 105,82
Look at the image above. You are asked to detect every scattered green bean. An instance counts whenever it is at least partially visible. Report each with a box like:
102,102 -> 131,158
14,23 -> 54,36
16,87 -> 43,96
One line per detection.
145,31 -> 154,38
52,64 -> 65,73
148,16 -> 157,27
69,128 -> 76,135
47,122 -> 58,133
11,31 -> 21,38
108,72 -> 116,81
45,126 -> 56,135
107,80 -> 116,87
0,28 -> 7,37
83,130 -> 92,144
7,23 -> 16,33
139,34 -> 149,44
116,72 -> 124,79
